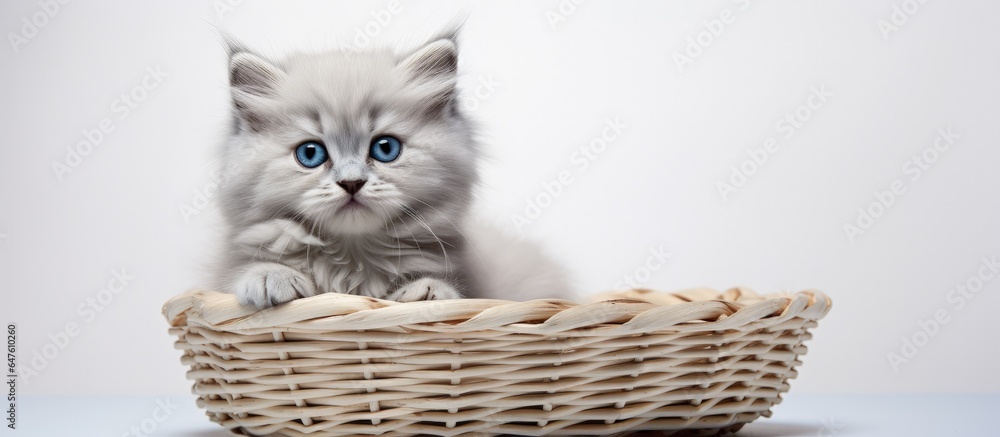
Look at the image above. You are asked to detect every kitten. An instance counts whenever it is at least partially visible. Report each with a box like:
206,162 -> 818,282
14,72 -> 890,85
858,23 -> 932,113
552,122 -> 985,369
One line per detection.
209,30 -> 570,308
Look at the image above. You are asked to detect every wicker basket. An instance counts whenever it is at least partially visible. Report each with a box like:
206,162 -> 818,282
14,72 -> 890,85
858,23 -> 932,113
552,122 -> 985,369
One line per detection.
163,287 -> 831,437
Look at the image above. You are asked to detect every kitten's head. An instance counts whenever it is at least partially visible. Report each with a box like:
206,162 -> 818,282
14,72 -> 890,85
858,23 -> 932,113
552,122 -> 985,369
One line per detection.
221,32 -> 478,236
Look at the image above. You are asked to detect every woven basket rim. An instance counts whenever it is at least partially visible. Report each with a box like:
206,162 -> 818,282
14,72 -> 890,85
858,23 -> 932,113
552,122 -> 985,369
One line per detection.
163,287 -> 831,335
166,288 -> 831,436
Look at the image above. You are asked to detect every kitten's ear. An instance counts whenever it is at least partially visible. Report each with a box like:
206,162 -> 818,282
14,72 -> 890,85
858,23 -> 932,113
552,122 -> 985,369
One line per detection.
398,39 -> 458,80
230,52 -> 284,96
227,48 -> 286,131
397,38 -> 458,111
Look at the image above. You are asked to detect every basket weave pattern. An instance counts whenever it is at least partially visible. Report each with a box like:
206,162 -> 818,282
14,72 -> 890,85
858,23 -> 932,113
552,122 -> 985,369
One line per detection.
163,287 -> 831,436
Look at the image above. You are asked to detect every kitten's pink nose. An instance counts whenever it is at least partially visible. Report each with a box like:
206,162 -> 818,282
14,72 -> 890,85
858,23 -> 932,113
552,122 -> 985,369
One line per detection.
337,179 -> 366,195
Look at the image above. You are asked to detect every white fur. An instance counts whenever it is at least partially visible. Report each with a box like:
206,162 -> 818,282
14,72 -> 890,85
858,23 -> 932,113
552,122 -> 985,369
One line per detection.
209,31 -> 571,308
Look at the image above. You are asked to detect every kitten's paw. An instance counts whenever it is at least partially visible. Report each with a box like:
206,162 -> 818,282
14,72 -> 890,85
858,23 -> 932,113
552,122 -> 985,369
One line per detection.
234,263 -> 316,309
387,278 -> 461,302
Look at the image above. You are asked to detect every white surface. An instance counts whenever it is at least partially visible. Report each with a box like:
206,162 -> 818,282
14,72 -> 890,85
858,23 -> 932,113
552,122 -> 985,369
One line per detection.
14,394 -> 999,436
3,0 -> 1000,396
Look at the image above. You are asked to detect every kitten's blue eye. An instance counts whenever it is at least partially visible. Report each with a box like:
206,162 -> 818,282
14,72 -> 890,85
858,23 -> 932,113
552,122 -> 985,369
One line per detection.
370,135 -> 402,163
295,141 -> 328,168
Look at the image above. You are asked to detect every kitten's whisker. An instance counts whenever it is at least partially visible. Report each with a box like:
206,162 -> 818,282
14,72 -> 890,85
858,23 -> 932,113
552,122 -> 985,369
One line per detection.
385,201 -> 426,265
370,201 -> 404,275
396,192 -> 486,270
388,199 -> 451,271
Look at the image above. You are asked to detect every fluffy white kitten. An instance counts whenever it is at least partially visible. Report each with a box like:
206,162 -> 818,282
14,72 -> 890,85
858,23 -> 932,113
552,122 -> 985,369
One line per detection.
210,30 -> 569,308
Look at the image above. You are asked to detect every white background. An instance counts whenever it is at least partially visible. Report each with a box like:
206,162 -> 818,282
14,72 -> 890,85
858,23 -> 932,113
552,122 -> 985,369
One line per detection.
2,0 -> 998,402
